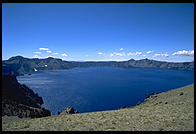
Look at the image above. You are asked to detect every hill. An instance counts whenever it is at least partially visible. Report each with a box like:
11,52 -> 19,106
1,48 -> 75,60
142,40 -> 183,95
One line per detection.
2,84 -> 194,131
2,56 -> 194,76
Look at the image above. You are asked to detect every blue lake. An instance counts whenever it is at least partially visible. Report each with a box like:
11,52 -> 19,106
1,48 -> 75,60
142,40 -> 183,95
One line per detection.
17,67 -> 194,115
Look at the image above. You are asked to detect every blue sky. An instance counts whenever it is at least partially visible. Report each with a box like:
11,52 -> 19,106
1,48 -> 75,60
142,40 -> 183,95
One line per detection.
2,3 -> 194,62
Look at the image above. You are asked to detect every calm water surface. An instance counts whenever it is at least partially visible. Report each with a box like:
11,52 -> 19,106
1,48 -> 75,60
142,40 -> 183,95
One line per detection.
17,67 -> 194,115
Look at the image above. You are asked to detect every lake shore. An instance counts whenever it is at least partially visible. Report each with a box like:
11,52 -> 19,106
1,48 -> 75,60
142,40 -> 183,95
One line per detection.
17,67 -> 194,115
2,84 -> 194,131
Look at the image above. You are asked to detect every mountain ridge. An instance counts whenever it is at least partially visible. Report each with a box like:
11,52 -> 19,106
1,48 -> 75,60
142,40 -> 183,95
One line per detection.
2,56 -> 194,76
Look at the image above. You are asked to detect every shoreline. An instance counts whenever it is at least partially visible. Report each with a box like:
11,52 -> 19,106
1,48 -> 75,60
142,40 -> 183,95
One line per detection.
2,83 -> 194,131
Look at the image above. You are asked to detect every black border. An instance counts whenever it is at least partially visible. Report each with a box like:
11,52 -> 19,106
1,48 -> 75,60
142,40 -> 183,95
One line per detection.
1,1 -> 195,132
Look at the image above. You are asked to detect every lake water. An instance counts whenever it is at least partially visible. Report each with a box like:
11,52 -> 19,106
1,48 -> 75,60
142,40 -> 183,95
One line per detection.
17,67 -> 194,115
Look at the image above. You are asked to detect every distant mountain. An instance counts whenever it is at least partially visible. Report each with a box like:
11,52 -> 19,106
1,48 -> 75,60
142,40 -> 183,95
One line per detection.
2,56 -> 194,76
122,58 -> 194,70
2,56 -> 72,75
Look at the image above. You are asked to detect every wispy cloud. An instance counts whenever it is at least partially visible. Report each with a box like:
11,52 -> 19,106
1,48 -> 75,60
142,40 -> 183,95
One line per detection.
33,55 -> 39,58
62,53 -> 68,57
127,52 -> 142,56
33,55 -> 49,59
53,53 -> 59,55
110,52 -> 126,57
135,52 -> 142,56
32,55 -> 61,59
172,50 -> 194,56
97,52 -> 103,55
146,51 -> 153,54
46,50 -> 52,53
119,48 -> 123,51
34,52 -> 41,54
39,48 -> 49,51
153,53 -> 169,57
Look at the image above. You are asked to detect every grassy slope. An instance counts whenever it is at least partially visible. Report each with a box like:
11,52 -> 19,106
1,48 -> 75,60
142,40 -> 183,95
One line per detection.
2,84 -> 194,131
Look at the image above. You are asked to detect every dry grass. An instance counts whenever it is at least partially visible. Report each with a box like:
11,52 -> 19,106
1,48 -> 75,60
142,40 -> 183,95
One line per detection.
2,84 -> 194,131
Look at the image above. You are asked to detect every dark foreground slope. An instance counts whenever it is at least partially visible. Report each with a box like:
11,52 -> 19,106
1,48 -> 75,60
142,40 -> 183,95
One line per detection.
2,56 -> 194,76
2,84 -> 194,131
2,75 -> 51,118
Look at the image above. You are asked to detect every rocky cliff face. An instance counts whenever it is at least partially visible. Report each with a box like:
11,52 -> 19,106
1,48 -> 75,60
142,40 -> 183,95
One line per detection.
2,74 -> 51,118
2,75 -> 43,108
2,100 -> 50,118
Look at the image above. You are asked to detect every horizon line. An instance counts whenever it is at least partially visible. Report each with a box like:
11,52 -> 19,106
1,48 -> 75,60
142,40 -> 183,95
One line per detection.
3,55 -> 194,63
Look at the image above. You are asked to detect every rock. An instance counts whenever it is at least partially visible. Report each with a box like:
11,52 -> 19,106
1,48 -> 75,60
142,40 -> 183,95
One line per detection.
2,100 -> 51,118
145,92 -> 159,101
179,92 -> 184,96
2,75 -> 51,118
2,75 -> 44,108
136,102 -> 141,106
59,106 -> 79,115
118,105 -> 131,109
146,95 -> 150,99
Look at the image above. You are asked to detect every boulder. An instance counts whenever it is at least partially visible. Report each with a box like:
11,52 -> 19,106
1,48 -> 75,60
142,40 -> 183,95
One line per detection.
118,105 -> 131,109
59,106 -> 79,115
179,92 -> 184,96
136,102 -> 141,106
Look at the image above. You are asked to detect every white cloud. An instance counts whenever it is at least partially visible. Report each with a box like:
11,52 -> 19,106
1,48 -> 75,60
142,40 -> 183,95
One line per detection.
53,53 -> 59,55
62,53 -> 68,57
172,50 -> 194,56
33,55 -> 39,58
34,52 -> 41,54
127,52 -> 135,56
32,55 -> 61,59
127,52 -> 142,56
163,53 -> 169,57
39,48 -> 49,51
143,55 -> 146,57
153,53 -> 169,57
119,48 -> 123,51
110,52 -> 126,57
146,51 -> 153,54
97,52 -> 103,55
33,55 -> 47,59
135,52 -> 142,56
154,54 -> 161,57
46,50 -> 52,53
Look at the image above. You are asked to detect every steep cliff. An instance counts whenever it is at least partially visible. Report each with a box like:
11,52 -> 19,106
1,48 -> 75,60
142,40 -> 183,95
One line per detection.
2,75 -> 51,118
